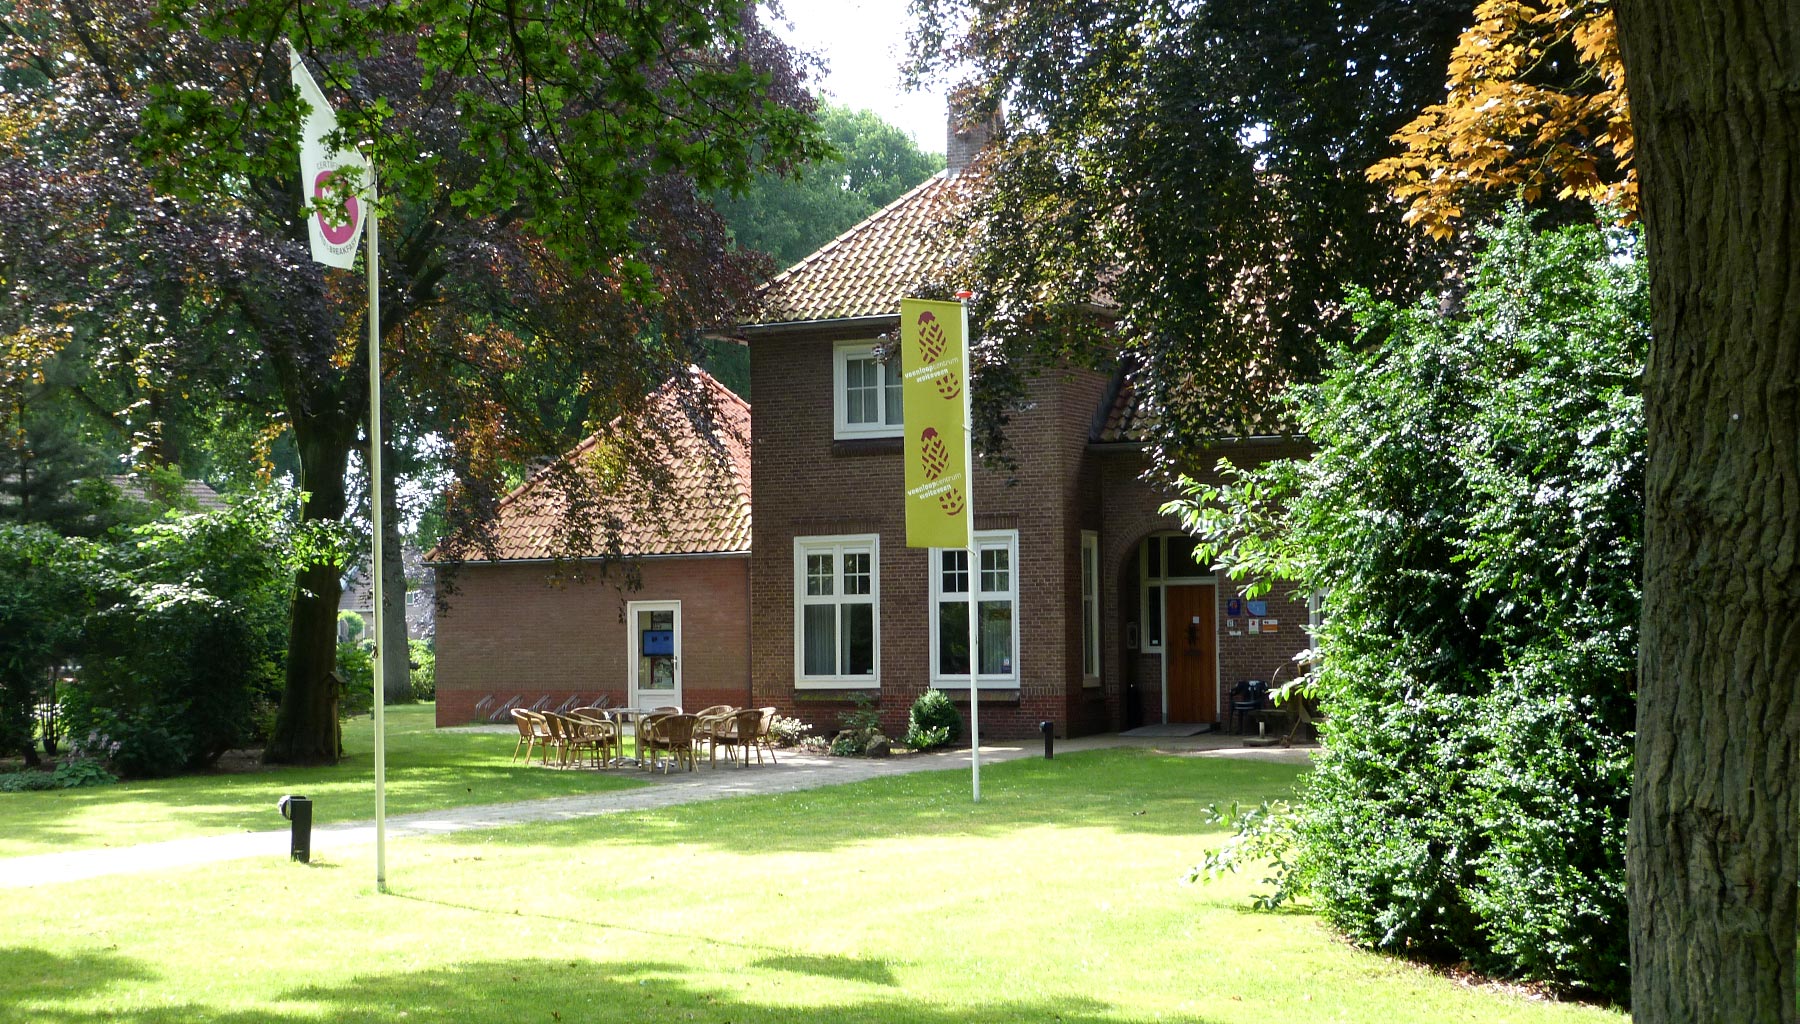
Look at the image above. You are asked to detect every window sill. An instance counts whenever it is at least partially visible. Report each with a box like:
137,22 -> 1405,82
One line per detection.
793,687 -> 882,702
795,677 -> 880,691
931,688 -> 1023,705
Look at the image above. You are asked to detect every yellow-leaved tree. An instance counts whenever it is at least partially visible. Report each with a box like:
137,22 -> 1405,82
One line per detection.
1369,0 -> 1633,238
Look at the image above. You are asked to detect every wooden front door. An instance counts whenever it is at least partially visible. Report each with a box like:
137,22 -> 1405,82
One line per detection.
1165,584 -> 1217,723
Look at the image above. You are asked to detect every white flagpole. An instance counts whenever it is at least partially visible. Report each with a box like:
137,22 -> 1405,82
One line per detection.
958,295 -> 980,803
288,40 -> 385,887
366,183 -> 387,892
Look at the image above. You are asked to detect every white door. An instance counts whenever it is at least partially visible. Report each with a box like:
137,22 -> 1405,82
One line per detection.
628,600 -> 682,709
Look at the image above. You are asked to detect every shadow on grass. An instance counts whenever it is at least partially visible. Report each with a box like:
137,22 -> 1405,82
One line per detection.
438,747 -> 1307,855
751,953 -> 899,986
19,953 -> 1162,1024
0,946 -> 153,1002
382,888 -> 903,988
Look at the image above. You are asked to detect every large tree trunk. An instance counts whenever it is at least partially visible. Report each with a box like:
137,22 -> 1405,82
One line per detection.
379,434 -> 411,704
1615,3 -> 1800,1020
265,413 -> 356,765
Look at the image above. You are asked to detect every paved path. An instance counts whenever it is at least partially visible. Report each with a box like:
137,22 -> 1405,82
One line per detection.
1,732 -> 1310,889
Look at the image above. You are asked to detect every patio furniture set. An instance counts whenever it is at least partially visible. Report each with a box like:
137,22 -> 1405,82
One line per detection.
509,706 -> 779,774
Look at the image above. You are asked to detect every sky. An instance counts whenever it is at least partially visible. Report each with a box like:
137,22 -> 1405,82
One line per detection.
766,0 -> 949,155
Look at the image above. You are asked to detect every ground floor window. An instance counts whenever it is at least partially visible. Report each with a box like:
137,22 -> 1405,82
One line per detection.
1081,531 -> 1101,682
931,530 -> 1019,686
794,535 -> 879,686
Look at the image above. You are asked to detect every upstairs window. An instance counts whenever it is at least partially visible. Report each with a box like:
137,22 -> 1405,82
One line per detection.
834,342 -> 903,439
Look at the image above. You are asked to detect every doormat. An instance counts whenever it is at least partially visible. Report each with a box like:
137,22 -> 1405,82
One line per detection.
1118,723 -> 1213,738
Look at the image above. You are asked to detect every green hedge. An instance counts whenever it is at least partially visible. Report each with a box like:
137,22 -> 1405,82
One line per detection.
1175,210 -> 1642,1000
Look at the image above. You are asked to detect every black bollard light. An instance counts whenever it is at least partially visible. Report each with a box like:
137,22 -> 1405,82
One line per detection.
278,794 -> 313,863
1040,720 -> 1054,759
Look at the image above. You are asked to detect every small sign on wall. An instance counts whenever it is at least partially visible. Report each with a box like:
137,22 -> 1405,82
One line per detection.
1246,600 -> 1268,617
1226,598 -> 1243,617
1263,619 -> 1279,633
1247,618 -> 1262,634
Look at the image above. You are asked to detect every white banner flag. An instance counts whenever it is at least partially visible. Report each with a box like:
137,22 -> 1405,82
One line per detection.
288,41 -> 372,269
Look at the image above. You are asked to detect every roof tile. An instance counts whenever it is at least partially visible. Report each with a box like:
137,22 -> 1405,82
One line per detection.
437,368 -> 751,562
750,171 -> 970,324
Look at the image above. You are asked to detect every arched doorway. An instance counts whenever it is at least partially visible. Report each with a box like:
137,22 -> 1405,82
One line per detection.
1133,532 -> 1219,726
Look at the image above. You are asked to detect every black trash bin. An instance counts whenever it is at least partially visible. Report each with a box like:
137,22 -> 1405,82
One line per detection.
278,795 -> 312,863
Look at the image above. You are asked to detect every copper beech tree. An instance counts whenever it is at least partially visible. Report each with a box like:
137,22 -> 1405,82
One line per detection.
0,1 -> 825,763
1369,0 -> 1635,238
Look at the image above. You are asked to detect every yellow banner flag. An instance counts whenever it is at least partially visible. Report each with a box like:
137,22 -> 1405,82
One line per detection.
902,298 -> 971,549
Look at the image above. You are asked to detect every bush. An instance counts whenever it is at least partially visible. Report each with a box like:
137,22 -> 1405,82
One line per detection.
904,689 -> 959,749
336,640 -> 374,716
768,714 -> 812,747
0,769 -> 57,792
407,639 -> 436,701
0,525 -> 96,765
830,693 -> 884,757
50,750 -> 116,789
1174,210 -> 1642,999
60,490 -> 294,776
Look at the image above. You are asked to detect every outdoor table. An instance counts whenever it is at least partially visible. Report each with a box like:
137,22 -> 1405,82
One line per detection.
605,708 -> 650,766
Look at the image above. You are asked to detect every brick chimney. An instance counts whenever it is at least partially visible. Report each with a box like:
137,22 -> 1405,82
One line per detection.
946,104 -> 1002,175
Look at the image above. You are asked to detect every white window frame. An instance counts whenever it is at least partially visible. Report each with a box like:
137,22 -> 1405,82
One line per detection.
1141,534 -> 1165,653
833,341 -> 904,440
929,530 -> 1021,689
1081,530 -> 1102,685
793,534 -> 881,688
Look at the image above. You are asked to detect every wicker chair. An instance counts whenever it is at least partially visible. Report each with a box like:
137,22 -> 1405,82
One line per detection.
704,708 -> 761,768
693,706 -> 735,759
639,713 -> 698,774
518,710 -> 556,766
542,712 -> 577,768
753,707 -> 780,764
553,713 -> 604,768
568,709 -> 620,767
509,708 -> 539,764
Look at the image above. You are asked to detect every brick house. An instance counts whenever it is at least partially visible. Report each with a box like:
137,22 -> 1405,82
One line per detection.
432,118 -> 1315,737
431,370 -> 754,725
731,117 -> 1316,740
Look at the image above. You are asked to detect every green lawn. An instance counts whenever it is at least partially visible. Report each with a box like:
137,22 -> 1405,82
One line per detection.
0,703 -> 644,858
1,748 -> 1623,1024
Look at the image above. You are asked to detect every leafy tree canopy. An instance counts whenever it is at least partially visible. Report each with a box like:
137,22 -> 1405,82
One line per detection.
0,0 -> 827,762
906,0 -> 1467,454
1368,0 -> 1633,240
715,104 -> 946,269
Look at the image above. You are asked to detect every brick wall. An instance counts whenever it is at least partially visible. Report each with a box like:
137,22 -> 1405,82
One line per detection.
435,555 -> 751,726
748,327 -> 1110,739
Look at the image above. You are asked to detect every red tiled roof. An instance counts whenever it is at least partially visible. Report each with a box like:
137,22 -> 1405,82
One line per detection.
1094,377 -> 1157,445
440,368 -> 751,562
749,171 -> 972,324
109,475 -> 228,511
